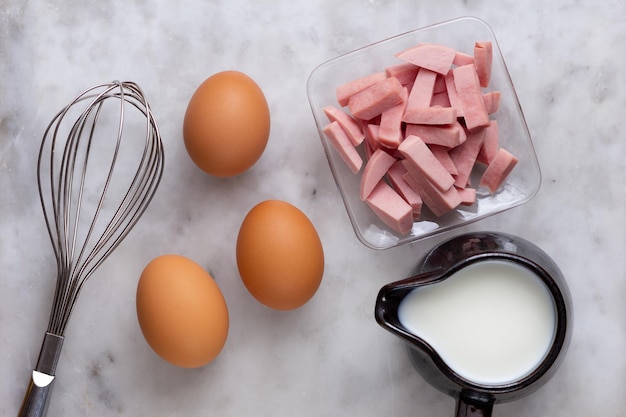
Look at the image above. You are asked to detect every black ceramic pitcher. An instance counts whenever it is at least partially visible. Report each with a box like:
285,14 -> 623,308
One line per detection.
375,231 -> 572,417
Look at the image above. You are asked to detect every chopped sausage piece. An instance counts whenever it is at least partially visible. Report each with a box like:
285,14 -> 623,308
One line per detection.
323,105 -> 365,146
378,87 -> 408,148
395,43 -> 457,75
477,120 -> 499,165
363,123 -> 381,156
387,161 -> 423,217
474,41 -> 493,88
433,74 -> 447,93
405,122 -> 465,148
480,148 -> 519,193
457,186 -> 477,206
453,64 -> 490,131
405,67 -> 437,111
449,128 -> 486,188
444,71 -> 463,117
365,180 -> 414,235
360,148 -> 397,201
429,144 -> 458,176
336,71 -> 387,107
402,106 -> 457,125
348,76 -> 405,121
431,91 -> 451,108
402,170 -> 462,217
322,121 -> 363,174
483,91 -> 501,114
385,62 -> 419,86
399,135 -> 455,192
453,51 -> 475,66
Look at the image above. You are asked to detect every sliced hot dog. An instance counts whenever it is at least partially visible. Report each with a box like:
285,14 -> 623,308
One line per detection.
336,71 -> 386,107
405,122 -> 465,148
360,148 -> 397,200
378,87 -> 408,148
453,64 -> 490,131
483,91 -> 501,115
385,62 -> 419,86
398,135 -> 455,192
429,144 -> 458,176
480,147 -> 519,193
395,43 -> 456,75
402,106 -> 457,125
477,120 -> 499,165
323,105 -> 365,146
322,121 -> 363,174
449,128 -> 486,189
474,41 -> 493,88
405,67 -> 437,111
387,161 -> 423,217
402,170 -> 462,217
365,180 -> 413,235
348,76 -> 406,121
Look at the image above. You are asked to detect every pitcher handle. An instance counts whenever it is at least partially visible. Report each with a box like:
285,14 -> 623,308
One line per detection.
455,393 -> 494,417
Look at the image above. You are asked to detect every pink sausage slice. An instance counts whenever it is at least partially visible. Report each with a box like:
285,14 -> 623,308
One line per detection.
387,161 -> 423,217
429,144 -> 458,176
433,74 -> 447,93
453,64 -> 490,132
477,120 -> 499,165
474,41 -> 493,88
360,148 -> 397,201
385,62 -> 419,86
399,135 -> 455,192
365,180 -> 414,235
444,71 -> 462,117
480,147 -> 519,194
405,122 -> 465,148
402,106 -> 457,125
395,43 -> 456,75
378,87 -> 408,148
449,127 -> 486,188
483,91 -> 501,114
405,67 -> 438,111
348,76 -> 405,121
322,121 -> 363,174
457,186 -> 477,206
431,91 -> 451,108
323,105 -> 365,146
336,71 -> 387,107
453,51 -> 475,66
363,123 -> 381,155
402,170 -> 462,217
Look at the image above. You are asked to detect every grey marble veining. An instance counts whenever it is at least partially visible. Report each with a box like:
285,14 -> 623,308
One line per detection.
1,1 -> 625,416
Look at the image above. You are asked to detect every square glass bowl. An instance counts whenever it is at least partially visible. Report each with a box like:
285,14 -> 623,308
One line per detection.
307,16 -> 541,250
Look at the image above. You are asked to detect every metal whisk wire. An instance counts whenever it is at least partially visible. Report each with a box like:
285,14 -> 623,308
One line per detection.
19,81 -> 164,417
39,81 -> 163,336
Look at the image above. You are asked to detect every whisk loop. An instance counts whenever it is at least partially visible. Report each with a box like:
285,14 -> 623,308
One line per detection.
18,81 -> 164,417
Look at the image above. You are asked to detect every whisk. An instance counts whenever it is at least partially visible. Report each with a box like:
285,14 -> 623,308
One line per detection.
18,81 -> 164,417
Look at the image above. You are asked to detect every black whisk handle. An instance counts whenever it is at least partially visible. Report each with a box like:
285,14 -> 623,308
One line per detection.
18,333 -> 64,417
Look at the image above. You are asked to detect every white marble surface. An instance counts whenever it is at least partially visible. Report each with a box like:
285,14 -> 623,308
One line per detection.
1,1 -> 625,416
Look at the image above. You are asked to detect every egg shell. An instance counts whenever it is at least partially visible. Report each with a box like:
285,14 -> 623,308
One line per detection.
136,254 -> 229,368
183,70 -> 270,177
236,200 -> 325,311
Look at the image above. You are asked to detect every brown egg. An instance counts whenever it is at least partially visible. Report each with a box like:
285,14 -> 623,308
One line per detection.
136,254 -> 229,368
236,200 -> 325,310
183,70 -> 270,177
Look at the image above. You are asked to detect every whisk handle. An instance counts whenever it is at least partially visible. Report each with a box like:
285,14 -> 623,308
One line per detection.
18,333 -> 64,417
18,371 -> 56,417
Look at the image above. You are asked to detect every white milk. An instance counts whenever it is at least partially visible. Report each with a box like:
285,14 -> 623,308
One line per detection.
398,259 -> 556,385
